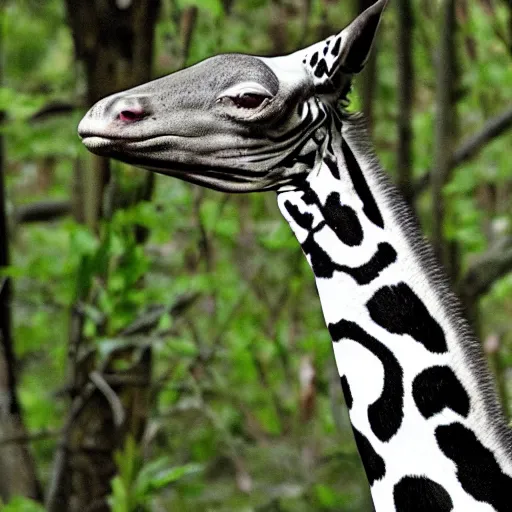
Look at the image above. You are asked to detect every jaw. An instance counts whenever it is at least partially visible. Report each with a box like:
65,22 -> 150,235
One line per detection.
81,133 -> 287,193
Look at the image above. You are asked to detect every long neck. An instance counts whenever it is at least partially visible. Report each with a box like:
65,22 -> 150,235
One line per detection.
277,112 -> 512,512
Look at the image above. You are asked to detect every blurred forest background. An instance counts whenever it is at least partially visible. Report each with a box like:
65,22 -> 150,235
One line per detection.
1,0 -> 512,510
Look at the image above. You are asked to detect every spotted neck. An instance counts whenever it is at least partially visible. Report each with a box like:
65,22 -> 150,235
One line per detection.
277,112 -> 512,512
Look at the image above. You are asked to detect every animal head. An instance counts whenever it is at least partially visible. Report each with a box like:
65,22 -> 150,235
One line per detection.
78,0 -> 387,192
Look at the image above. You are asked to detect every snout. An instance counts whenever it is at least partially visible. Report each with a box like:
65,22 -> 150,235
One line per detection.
78,93 -> 153,151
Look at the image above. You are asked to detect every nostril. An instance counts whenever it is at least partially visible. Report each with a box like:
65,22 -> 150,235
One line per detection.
118,109 -> 147,123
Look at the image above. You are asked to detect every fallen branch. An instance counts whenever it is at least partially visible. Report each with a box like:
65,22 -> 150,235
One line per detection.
414,106 -> 512,196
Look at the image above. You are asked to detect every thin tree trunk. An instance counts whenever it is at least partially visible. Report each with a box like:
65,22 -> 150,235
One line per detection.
396,0 -> 415,206
432,0 -> 457,269
179,6 -> 198,68
269,0 -> 288,55
46,347 -> 152,512
65,0 -> 161,230
46,3 -> 162,509
356,0 -> 379,133
0,26 -> 42,502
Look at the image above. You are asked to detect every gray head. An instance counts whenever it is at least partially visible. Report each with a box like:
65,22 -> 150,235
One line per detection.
78,0 -> 387,192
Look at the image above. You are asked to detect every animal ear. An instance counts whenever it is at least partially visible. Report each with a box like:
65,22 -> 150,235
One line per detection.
298,0 -> 388,96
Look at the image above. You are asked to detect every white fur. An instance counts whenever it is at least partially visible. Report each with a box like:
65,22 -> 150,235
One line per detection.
277,116 -> 512,511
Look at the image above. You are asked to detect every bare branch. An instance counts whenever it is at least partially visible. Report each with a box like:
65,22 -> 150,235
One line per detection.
14,200 -> 71,224
460,237 -> 512,303
414,106 -> 512,196
89,371 -> 125,427
0,428 -> 61,447
452,106 -> 512,165
119,292 -> 200,337
30,102 -> 79,123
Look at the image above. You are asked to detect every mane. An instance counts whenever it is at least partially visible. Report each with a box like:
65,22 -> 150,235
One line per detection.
341,113 -> 512,458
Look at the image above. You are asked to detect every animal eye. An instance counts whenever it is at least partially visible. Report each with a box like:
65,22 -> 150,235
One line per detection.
230,93 -> 268,109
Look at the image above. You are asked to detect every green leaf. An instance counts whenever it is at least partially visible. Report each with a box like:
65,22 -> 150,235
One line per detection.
177,0 -> 224,17
164,338 -> 199,357
315,484 -> 338,508
137,462 -> 204,495
2,497 -> 47,512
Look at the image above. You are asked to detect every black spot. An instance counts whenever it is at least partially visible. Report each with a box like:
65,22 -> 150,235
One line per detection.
367,283 -> 448,354
413,366 -> 470,419
436,423 -> 511,511
394,476 -> 453,512
338,243 -> 397,285
301,230 -> 338,278
310,52 -> 319,67
325,157 -> 340,179
301,188 -> 316,206
352,427 -> 386,485
329,320 -> 404,442
284,187 -> 394,283
323,46 -> 328,56
314,59 -> 328,78
323,193 -> 363,247
296,150 -> 317,168
342,139 -> 384,229
283,201 -> 313,231
340,375 -> 353,409
331,37 -> 341,56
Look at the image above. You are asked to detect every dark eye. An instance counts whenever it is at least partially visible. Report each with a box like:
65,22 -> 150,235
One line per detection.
230,93 -> 268,109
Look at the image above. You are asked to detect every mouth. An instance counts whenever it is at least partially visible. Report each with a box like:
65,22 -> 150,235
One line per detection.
80,135 -> 179,155
81,136 -> 118,150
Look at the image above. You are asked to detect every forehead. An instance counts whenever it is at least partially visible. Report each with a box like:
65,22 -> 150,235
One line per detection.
197,54 -> 280,94
137,54 -> 280,109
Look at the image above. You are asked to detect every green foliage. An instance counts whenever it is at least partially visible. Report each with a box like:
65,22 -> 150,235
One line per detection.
1,497 -> 47,512
109,436 -> 203,512
72,211 -> 152,335
177,0 -> 224,18
3,0 -> 512,511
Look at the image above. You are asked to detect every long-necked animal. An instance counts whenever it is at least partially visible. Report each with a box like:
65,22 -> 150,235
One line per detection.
78,1 -> 512,510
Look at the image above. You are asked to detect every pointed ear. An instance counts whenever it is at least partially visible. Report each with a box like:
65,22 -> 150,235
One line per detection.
337,0 -> 388,73
297,0 -> 388,96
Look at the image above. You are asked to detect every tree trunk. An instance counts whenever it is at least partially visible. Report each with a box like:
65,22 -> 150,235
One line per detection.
46,346 -> 152,512
396,0 -> 415,206
355,0 -> 379,134
0,31 -> 43,502
46,3 -> 162,509
432,0 -> 458,269
65,0 -> 161,230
